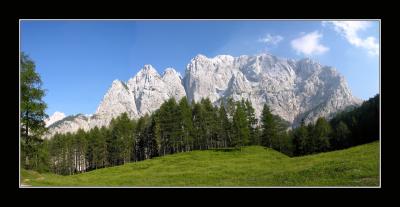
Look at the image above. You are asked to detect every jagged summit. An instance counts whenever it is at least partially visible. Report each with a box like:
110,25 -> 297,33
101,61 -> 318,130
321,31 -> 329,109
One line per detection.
163,67 -> 182,79
46,53 -> 361,138
45,111 -> 66,127
184,53 -> 361,125
134,64 -> 161,80
141,64 -> 158,73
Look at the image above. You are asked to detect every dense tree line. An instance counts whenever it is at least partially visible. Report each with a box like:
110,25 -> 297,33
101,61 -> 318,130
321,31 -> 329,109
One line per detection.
289,94 -> 379,156
42,94 -> 378,175
43,97 -> 263,174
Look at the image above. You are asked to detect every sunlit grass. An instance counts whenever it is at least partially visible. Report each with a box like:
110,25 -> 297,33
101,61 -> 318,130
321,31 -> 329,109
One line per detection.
21,141 -> 379,187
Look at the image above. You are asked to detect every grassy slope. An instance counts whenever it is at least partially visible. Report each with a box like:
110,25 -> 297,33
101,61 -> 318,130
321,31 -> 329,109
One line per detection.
21,141 -> 379,187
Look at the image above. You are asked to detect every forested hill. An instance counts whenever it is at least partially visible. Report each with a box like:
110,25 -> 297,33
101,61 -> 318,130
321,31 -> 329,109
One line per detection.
26,94 -> 379,176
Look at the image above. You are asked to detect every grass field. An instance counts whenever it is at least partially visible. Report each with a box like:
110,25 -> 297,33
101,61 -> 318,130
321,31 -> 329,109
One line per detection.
20,141 -> 379,187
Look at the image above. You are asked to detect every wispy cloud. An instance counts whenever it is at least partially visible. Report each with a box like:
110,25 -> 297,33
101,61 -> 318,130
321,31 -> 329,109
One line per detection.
323,21 -> 379,56
291,31 -> 329,56
259,34 -> 284,45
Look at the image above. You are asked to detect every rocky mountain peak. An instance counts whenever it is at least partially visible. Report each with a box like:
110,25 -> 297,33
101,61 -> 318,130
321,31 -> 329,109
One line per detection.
47,53 -> 361,138
45,111 -> 66,127
163,67 -> 182,79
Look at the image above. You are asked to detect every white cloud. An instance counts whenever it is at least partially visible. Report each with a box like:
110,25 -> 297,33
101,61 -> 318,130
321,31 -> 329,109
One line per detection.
259,34 -> 284,45
323,21 -> 379,56
291,31 -> 329,56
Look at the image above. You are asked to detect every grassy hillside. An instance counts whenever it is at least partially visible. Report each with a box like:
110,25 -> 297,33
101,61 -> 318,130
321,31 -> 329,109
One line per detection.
21,141 -> 379,187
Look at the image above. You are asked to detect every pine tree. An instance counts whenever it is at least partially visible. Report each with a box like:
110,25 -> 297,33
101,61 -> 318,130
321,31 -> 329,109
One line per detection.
178,97 -> 194,151
89,127 -> 103,169
292,119 -> 308,156
192,102 -> 206,150
312,117 -> 332,152
98,126 -> 109,168
106,113 -> 135,165
260,104 -> 278,148
244,99 -> 258,145
74,128 -> 88,172
201,98 -> 218,149
305,122 -> 316,153
332,121 -> 351,149
20,52 -> 48,170
145,116 -> 161,158
135,115 -> 148,161
232,102 -> 250,148
158,98 -> 180,155
225,97 -> 236,119
218,102 -> 231,148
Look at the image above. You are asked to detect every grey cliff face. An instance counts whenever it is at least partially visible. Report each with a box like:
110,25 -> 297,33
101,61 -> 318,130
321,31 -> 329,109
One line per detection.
46,53 -> 361,138
183,54 -> 361,127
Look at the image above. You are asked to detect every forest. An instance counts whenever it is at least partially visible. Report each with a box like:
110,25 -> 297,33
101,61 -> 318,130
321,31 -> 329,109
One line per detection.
20,52 -> 380,175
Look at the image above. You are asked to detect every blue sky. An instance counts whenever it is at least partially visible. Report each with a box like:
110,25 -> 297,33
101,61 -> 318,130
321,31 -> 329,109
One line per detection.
20,20 -> 380,116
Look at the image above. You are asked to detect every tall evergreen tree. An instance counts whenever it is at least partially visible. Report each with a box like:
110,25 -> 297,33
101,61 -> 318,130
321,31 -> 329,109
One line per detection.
260,104 -> 278,148
158,98 -> 180,155
217,102 -> 231,148
192,102 -> 206,150
135,115 -> 149,161
244,99 -> 258,145
332,121 -> 351,149
74,128 -> 88,172
225,97 -> 236,118
145,116 -> 161,158
312,117 -> 332,152
201,98 -> 218,149
232,102 -> 250,148
97,126 -> 109,168
89,128 -> 99,169
20,52 -> 48,170
178,97 -> 194,151
292,119 -> 309,156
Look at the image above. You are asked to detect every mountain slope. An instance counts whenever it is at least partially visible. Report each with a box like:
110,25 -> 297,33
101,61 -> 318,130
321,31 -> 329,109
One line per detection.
184,54 -> 361,126
47,53 -> 361,137
21,141 -> 379,186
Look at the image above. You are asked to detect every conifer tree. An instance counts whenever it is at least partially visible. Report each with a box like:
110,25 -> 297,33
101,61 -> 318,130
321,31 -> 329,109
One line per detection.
232,102 -> 250,148
20,52 -> 48,170
244,99 -> 258,145
218,102 -> 231,148
260,104 -> 277,148
178,97 -> 194,151
313,117 -> 332,152
332,121 -> 351,149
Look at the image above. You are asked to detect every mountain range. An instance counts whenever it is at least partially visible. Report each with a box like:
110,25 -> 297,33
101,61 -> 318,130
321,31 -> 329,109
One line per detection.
45,53 -> 361,138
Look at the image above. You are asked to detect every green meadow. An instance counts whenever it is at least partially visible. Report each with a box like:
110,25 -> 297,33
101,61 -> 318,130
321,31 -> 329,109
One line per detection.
21,141 -> 379,187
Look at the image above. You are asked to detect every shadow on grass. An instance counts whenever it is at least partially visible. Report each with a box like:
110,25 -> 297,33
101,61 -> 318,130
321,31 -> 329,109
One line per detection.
211,148 -> 241,152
